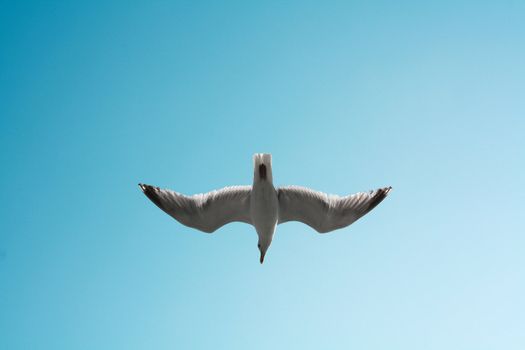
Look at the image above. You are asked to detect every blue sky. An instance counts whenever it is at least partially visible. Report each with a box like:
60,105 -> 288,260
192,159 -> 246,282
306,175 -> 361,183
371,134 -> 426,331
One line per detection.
1,1 -> 524,349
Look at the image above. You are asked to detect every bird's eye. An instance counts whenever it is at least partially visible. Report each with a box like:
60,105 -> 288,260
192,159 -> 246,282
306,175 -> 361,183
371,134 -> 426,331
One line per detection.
257,244 -> 261,248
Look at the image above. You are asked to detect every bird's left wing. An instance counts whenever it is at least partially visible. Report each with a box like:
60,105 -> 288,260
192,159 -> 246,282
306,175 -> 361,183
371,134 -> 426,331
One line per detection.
139,184 -> 252,233
277,186 -> 391,233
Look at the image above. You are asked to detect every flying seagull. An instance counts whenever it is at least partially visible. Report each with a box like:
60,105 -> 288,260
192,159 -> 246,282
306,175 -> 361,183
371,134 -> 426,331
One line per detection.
139,153 -> 391,263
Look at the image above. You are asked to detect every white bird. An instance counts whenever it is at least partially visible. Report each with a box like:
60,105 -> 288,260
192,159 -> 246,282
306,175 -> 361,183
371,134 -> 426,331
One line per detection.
139,153 -> 391,263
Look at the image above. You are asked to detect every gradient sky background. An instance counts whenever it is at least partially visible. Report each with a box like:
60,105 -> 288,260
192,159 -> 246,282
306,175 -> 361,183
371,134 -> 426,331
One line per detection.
1,1 -> 524,349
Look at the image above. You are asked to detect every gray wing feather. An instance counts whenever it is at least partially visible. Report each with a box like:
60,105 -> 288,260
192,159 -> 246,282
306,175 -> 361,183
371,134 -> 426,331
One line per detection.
277,186 -> 391,233
139,184 -> 252,233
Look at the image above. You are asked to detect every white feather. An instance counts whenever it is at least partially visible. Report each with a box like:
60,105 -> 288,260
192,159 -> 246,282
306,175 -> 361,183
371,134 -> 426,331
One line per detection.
139,184 -> 252,233
277,186 -> 392,233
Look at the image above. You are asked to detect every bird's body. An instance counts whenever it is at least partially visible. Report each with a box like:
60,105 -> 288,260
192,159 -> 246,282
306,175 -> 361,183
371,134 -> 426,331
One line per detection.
139,153 -> 391,263
250,154 -> 278,262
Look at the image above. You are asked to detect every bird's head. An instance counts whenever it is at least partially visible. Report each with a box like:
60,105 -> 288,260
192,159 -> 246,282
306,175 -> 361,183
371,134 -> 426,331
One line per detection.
257,237 -> 272,264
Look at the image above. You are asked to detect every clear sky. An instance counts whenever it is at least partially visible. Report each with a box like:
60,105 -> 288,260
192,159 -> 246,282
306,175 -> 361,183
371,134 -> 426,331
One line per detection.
1,1 -> 524,349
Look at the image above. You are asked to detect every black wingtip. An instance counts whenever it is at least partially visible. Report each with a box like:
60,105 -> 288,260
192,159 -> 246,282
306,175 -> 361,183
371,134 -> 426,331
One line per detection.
138,183 -> 166,211
365,186 -> 392,214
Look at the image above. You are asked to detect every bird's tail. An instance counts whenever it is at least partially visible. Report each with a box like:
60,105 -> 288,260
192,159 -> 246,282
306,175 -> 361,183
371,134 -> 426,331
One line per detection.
253,153 -> 272,167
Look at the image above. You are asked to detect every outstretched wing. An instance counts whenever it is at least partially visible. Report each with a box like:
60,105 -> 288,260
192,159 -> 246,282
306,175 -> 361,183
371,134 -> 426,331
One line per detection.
277,186 -> 391,233
139,184 -> 252,233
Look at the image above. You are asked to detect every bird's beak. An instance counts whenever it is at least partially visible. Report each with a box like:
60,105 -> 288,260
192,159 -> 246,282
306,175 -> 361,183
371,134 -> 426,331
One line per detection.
260,251 -> 265,264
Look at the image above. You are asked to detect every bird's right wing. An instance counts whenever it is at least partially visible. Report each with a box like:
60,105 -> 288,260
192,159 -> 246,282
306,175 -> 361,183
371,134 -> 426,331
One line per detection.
277,186 -> 391,233
139,184 -> 252,233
